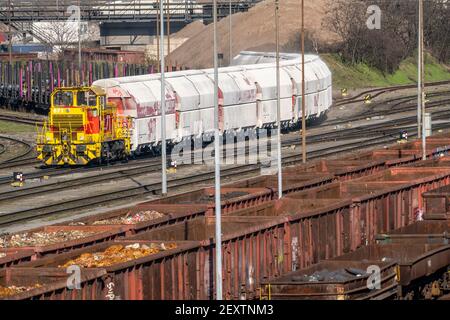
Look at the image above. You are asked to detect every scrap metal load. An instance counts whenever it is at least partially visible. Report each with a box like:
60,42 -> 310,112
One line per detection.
35,51 -> 332,166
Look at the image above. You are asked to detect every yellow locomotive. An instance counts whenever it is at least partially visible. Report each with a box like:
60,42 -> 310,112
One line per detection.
37,86 -> 131,165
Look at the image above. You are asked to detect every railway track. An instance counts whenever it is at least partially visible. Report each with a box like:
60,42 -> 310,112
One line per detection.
0,135 -> 34,165
0,88 -> 447,175
0,114 -> 42,126
285,102 -> 450,147
0,83 -> 447,224
0,94 -> 449,217
0,156 -> 39,170
0,81 -> 447,173
329,91 -> 450,126
2,118 -> 450,228
2,100 -> 449,197
334,80 -> 450,106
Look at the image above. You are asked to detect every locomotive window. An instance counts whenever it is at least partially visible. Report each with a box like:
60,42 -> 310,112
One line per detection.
77,91 -> 97,107
53,91 -> 73,106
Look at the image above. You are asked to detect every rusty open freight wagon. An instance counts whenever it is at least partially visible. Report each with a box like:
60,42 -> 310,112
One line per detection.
333,243 -> 450,299
389,138 -> 450,152
376,220 -> 450,244
0,249 -> 34,269
20,212 -> 334,300
19,240 -> 207,300
0,268 -> 106,300
149,187 -> 274,215
14,193 -> 450,300
259,260 -> 397,300
282,159 -> 389,181
67,203 -> 209,235
345,149 -> 424,167
344,136 -> 450,165
226,172 -> 335,194
261,243 -> 450,300
0,225 -> 127,261
423,184 -> 450,220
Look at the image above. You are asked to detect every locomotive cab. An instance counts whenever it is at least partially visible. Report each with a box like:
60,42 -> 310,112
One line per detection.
37,86 -> 131,165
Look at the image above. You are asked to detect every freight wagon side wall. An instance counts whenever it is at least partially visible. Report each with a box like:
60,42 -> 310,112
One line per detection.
289,172 -> 450,251
0,250 -> 34,269
106,247 -> 202,300
204,171 -> 450,299
113,205 -> 353,299
0,268 -> 107,300
128,216 -> 276,242
147,187 -> 274,215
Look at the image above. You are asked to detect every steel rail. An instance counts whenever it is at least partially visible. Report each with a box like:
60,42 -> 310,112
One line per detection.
3,119 -> 450,228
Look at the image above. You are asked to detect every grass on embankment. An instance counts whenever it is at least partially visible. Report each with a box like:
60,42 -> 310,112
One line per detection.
321,53 -> 450,90
0,120 -> 35,133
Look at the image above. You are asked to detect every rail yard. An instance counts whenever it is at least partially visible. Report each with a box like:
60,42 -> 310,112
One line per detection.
0,1 -> 448,316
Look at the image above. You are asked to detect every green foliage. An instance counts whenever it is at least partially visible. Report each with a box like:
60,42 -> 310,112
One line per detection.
322,53 -> 450,89
0,120 -> 34,133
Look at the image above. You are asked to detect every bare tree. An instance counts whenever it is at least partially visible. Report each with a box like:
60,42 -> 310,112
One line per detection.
282,30 -> 321,54
35,20 -> 98,53
425,0 -> 450,62
37,21 -> 78,51
324,0 -> 449,72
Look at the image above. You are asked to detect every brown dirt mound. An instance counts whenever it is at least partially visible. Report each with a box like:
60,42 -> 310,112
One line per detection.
172,20 -> 207,39
170,0 -> 338,68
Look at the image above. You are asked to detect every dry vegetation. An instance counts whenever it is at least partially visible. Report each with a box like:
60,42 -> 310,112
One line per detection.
170,0 -> 338,68
170,0 -> 449,74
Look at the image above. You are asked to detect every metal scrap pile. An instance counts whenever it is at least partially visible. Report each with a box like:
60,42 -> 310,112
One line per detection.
92,210 -> 165,225
291,268 -> 369,282
60,243 -> 177,268
0,284 -> 42,297
0,230 -> 97,248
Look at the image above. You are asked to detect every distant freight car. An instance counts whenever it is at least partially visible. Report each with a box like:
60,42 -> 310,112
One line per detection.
62,48 -> 146,65
37,52 -> 332,165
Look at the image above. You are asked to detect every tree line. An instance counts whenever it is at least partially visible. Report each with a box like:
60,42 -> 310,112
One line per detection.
324,0 -> 449,73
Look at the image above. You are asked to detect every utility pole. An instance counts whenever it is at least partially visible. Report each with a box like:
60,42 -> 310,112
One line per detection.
275,0 -> 282,199
419,0 -> 426,160
78,0 -> 82,85
156,0 -> 160,72
301,0 -> 306,164
417,0 -> 422,140
8,0 -> 12,86
229,0 -> 232,64
160,0 -> 168,195
213,0 -> 223,300
167,0 -> 171,71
